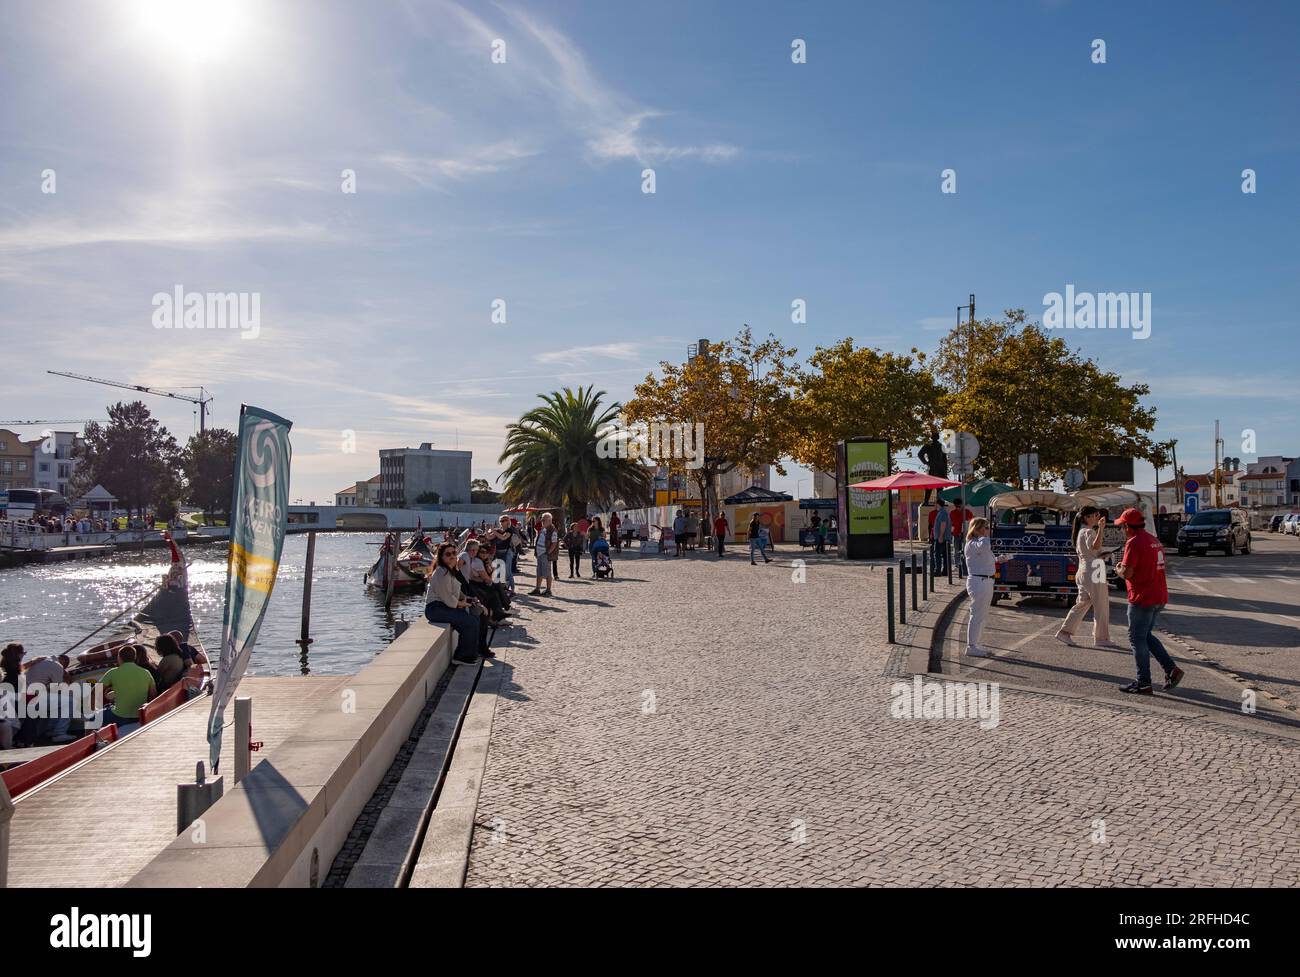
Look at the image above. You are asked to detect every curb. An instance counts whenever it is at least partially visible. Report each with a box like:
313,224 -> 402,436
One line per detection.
899,579 -> 967,675
340,660 -> 479,888
407,655 -> 506,888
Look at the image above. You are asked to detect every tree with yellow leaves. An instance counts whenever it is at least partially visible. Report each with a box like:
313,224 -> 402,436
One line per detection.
934,310 -> 1160,484
623,327 -> 799,518
790,339 -> 942,493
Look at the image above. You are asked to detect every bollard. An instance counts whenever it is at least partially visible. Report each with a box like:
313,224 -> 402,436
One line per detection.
898,560 -> 906,625
887,567 -> 895,643
177,760 -> 224,836
235,696 -> 252,784
922,551 -> 929,600
911,553 -> 918,611
948,539 -> 954,586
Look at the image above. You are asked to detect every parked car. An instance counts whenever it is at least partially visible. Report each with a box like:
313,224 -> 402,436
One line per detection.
1284,513 -> 1300,536
1268,514 -> 1285,533
1177,508 -> 1251,556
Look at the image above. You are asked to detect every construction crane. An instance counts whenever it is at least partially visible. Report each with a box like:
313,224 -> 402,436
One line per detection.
47,371 -> 213,432
0,419 -> 96,426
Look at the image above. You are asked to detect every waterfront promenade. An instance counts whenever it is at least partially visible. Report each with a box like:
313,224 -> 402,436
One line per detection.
464,545 -> 1300,887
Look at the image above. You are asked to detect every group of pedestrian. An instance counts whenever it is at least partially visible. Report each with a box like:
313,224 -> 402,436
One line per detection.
961,505 -> 1183,695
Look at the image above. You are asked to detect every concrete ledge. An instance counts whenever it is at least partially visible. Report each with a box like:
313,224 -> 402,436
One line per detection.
343,661 -> 481,888
127,620 -> 453,888
408,657 -> 506,888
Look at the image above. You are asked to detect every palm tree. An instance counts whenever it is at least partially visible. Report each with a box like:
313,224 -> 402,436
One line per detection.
499,386 -> 650,521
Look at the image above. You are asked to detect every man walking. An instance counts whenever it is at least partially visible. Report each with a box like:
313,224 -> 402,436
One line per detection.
930,500 -> 952,575
1113,508 -> 1184,695
713,510 -> 729,557
672,509 -> 688,557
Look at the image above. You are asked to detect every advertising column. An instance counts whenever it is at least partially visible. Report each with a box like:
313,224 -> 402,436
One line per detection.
837,438 -> 893,559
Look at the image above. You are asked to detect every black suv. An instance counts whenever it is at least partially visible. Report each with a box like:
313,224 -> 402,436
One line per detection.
1177,508 -> 1251,556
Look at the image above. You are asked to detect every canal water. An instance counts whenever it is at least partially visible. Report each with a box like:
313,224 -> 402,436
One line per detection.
0,533 -> 428,676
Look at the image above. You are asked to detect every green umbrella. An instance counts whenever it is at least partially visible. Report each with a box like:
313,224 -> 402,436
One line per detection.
938,478 -> 1015,507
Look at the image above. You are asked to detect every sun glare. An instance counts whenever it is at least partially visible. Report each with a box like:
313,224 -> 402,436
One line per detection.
133,0 -> 248,65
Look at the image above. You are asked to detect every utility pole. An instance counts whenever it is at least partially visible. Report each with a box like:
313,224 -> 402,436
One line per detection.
1214,420 -> 1224,508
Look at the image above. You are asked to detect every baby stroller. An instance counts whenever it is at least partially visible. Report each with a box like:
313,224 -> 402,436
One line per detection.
591,538 -> 614,578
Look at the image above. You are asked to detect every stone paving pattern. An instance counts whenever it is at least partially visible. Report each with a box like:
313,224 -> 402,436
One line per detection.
464,548 -> 1300,887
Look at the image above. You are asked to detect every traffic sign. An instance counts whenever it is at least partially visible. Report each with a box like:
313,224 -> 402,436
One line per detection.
1019,452 -> 1040,482
1064,467 -> 1085,491
1184,495 -> 1199,515
1184,478 -> 1199,495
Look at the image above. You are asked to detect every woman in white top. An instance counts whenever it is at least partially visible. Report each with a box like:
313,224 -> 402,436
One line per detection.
1055,506 -> 1114,647
962,517 -> 1007,657
425,543 -> 482,664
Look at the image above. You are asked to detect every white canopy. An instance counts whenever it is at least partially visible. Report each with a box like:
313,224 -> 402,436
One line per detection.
76,484 -> 117,503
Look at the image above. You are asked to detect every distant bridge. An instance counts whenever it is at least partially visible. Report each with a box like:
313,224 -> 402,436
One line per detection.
287,505 -> 500,531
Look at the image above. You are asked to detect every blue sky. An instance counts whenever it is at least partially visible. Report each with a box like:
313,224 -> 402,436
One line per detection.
2,0 -> 1297,502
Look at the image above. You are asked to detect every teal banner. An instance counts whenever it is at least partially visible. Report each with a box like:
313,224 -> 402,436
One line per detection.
207,405 -> 293,773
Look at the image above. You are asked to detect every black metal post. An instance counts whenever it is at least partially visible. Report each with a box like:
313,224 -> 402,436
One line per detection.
911,553 -> 918,611
922,550 -> 929,600
898,560 -> 906,625
887,567 -> 895,643
296,531 -> 317,675
947,538 -> 954,586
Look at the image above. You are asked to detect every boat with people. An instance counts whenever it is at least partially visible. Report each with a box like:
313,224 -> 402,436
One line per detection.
1,532 -> 210,800
363,529 -> 434,594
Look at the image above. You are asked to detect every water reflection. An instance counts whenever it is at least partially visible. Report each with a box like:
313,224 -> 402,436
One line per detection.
0,533 -> 428,676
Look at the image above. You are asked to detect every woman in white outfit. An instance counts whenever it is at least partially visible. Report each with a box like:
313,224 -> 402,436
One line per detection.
1055,505 -> 1114,647
963,517 -> 1005,657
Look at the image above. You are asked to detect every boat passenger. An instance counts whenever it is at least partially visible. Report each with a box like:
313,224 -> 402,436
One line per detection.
98,645 -> 156,733
153,633 -> 186,692
1,643 -> 24,749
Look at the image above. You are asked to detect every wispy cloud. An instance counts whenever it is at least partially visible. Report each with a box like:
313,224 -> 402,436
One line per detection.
374,140 -> 538,189
0,193 -> 331,257
536,342 -> 645,364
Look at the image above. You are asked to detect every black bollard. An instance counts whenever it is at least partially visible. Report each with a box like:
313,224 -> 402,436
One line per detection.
899,559 -> 907,625
922,550 -> 929,600
911,553 -> 918,611
887,567 -> 895,643
947,539 -> 954,586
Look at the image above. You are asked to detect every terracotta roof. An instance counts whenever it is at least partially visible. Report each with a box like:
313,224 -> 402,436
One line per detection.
1239,472 -> 1288,481
335,485 -> 357,495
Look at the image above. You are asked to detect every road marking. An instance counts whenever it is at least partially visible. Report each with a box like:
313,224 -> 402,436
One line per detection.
1171,573 -> 1211,593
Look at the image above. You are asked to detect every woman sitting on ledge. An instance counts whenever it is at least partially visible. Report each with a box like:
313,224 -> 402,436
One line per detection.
426,543 -> 484,665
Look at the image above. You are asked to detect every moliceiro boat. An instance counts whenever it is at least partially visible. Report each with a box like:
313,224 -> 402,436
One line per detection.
1,533 -> 210,800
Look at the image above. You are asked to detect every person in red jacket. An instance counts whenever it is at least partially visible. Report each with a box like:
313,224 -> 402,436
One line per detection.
1113,508 -> 1184,695
712,511 -> 729,558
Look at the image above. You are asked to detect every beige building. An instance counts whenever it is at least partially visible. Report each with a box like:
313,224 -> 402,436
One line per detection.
335,474 -> 381,507
0,429 -> 36,493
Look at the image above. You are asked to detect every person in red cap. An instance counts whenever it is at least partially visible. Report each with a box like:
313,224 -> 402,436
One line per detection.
1113,507 -> 1184,695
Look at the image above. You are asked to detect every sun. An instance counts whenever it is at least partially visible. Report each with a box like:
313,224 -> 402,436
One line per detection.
132,0 -> 248,65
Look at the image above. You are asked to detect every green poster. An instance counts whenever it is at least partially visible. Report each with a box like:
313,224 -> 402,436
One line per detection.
845,441 -> 890,534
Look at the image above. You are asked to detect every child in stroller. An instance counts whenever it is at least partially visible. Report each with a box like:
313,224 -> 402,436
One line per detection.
590,537 -> 613,578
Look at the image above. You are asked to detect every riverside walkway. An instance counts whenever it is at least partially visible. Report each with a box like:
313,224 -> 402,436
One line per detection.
7,675 -> 348,887
463,546 -> 1300,887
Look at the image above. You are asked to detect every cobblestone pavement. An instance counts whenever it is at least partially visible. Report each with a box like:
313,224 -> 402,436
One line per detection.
464,546 -> 1300,887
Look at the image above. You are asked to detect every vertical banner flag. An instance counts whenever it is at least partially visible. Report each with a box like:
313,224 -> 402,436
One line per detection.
207,405 -> 293,773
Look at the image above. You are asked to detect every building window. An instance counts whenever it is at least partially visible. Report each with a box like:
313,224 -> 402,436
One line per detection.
16,460 -> 26,472
39,462 -> 49,472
